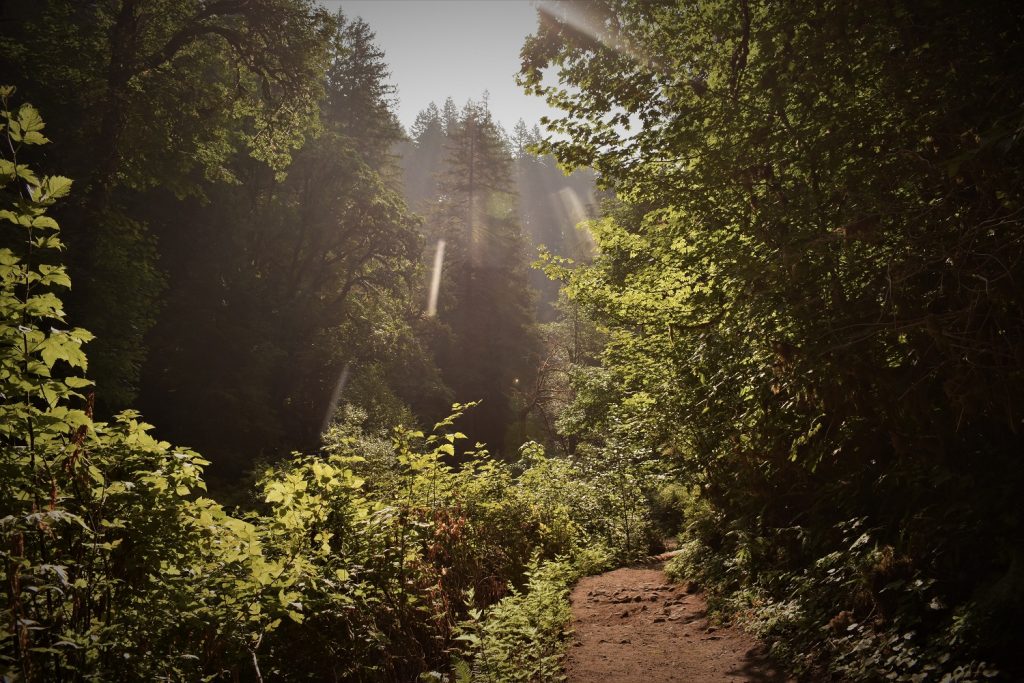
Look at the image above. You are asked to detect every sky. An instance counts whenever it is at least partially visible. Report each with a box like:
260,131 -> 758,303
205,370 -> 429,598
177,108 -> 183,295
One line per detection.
320,0 -> 555,133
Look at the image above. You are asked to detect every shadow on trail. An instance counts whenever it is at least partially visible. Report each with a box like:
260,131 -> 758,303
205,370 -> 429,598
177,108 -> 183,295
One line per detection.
726,646 -> 792,682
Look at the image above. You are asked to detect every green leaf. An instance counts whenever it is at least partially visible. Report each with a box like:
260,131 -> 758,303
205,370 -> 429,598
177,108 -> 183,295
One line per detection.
41,176 -> 72,200
15,164 -> 39,186
38,264 -> 71,288
16,103 -> 45,134
22,131 -> 49,145
37,332 -> 85,369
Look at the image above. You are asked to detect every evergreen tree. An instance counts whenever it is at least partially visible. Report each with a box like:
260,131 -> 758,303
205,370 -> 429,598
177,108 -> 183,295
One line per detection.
401,103 -> 446,210
429,100 -> 542,454
440,97 -> 460,136
324,11 -> 403,168
511,119 -> 533,159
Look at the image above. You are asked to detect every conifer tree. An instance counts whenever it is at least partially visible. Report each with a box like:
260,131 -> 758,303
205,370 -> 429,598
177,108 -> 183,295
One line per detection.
429,101 -> 541,453
402,103 -> 446,210
440,97 -> 461,136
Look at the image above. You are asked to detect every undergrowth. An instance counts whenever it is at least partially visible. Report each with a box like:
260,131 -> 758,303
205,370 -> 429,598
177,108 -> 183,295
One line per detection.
665,494 -> 1006,682
438,558 -> 581,683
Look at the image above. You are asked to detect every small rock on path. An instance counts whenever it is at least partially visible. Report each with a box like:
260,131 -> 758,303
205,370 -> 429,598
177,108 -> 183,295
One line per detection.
564,565 -> 792,682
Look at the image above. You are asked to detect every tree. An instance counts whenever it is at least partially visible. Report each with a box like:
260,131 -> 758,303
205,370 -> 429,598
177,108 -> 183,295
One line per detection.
521,0 -> 1024,675
427,100 -> 542,454
0,85 -> 236,682
401,103 -> 446,210
135,12 -> 436,483
323,10 -> 403,168
440,97 -> 460,136
0,0 -> 333,407
399,101 -> 600,448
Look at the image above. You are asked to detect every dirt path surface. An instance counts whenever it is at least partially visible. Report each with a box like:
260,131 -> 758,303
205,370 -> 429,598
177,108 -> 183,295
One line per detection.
565,562 -> 792,682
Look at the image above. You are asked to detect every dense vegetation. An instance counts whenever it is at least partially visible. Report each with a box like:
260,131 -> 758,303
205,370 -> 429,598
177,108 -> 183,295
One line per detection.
0,0 -> 597,484
0,0 -> 422,484
0,1 -> 647,680
3,0 -> 1024,680
0,89 -> 660,680
522,0 -> 1024,679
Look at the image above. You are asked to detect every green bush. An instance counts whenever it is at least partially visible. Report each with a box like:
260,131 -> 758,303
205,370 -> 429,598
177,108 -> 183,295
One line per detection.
665,503 -> 1004,681
450,559 -> 578,683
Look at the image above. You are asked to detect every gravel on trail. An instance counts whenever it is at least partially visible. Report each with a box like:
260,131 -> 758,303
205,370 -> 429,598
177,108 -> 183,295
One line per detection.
564,563 -> 793,683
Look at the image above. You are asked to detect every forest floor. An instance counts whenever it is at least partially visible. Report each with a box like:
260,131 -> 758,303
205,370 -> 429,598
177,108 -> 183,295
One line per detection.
564,554 -> 794,682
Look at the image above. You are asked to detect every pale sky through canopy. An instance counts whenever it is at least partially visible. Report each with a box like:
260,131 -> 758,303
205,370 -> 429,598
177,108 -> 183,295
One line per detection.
320,0 -> 554,133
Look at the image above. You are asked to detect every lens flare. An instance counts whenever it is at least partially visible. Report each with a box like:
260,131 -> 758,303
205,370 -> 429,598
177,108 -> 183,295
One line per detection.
556,186 -> 587,225
536,1 -> 652,70
320,361 -> 352,434
426,238 -> 446,317
550,186 -> 596,254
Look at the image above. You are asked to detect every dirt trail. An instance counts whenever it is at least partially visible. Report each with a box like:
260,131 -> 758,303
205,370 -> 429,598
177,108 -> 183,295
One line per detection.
564,559 -> 792,683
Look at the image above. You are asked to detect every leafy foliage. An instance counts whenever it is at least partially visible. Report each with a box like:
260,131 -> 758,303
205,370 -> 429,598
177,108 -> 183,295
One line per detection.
450,559 -> 579,683
137,11 -> 430,479
0,5 -> 450,483
0,0 -> 335,408
522,0 -> 1024,678
0,98 -> 658,679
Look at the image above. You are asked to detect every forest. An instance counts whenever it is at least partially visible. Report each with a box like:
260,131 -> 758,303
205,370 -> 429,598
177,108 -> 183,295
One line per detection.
1,0 -> 1022,681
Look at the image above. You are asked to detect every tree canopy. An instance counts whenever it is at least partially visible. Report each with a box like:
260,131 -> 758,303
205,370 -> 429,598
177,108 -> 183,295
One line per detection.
523,0 -> 1024,676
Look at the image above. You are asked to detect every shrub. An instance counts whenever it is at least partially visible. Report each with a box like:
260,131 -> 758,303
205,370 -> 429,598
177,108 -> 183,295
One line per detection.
451,559 -> 578,683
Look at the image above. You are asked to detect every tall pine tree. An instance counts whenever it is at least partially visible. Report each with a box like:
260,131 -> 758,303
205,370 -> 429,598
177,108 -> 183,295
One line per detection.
428,100 -> 541,454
